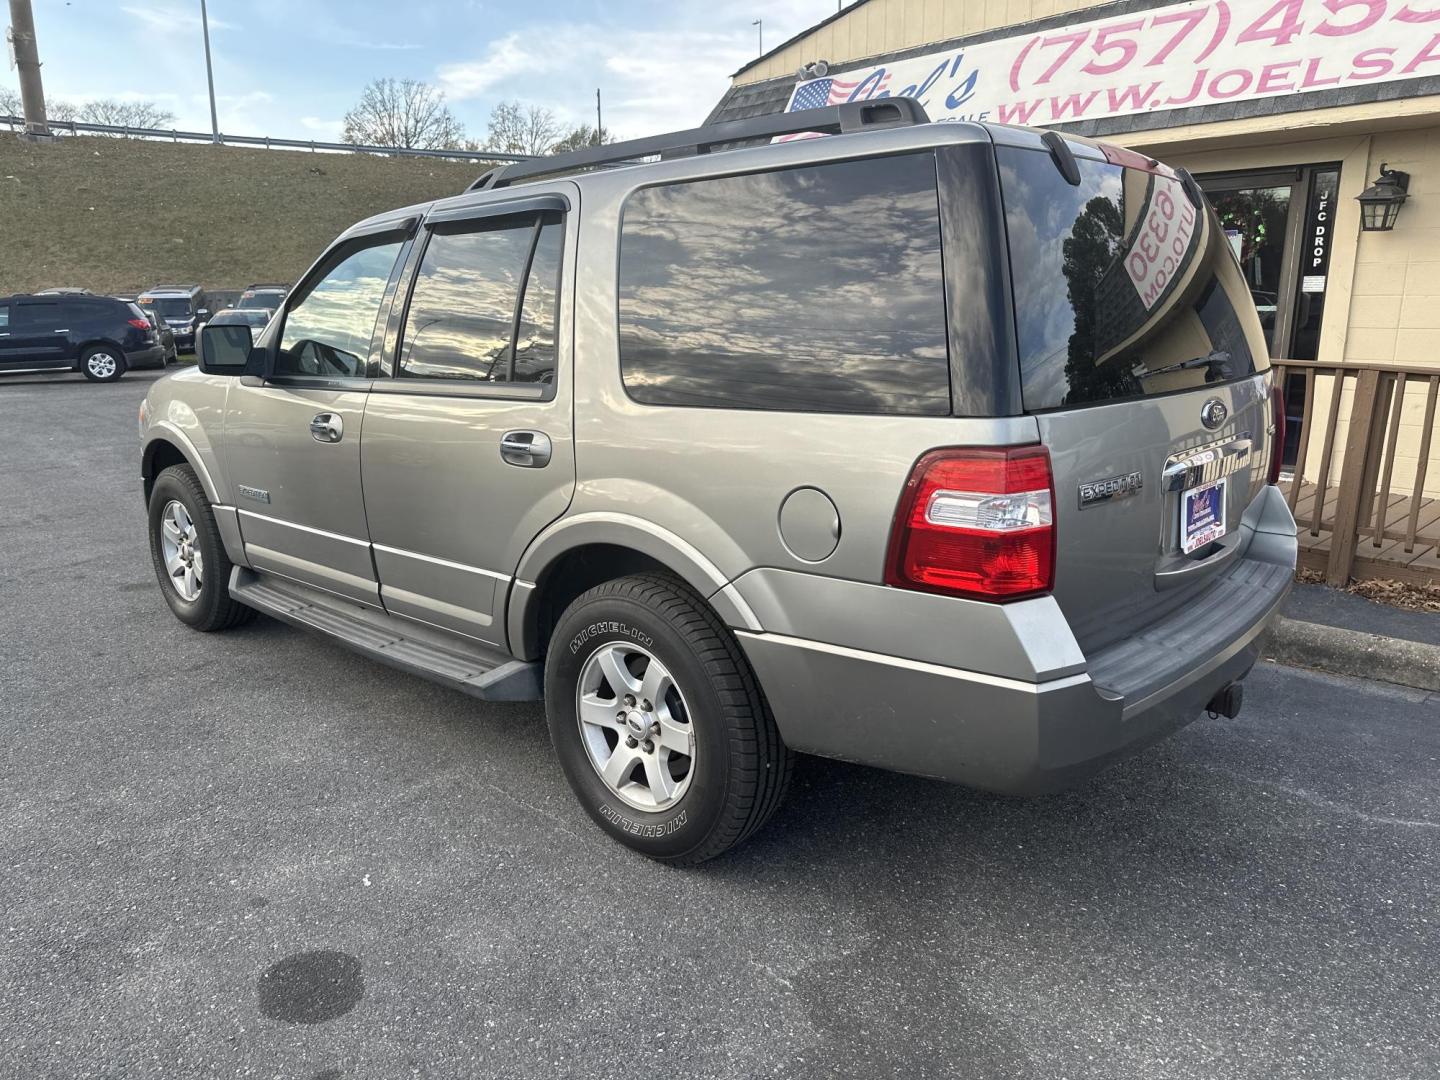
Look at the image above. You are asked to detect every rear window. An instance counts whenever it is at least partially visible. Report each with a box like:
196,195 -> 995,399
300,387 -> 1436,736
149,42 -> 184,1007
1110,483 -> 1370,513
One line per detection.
617,153 -> 950,415
998,146 -> 1268,412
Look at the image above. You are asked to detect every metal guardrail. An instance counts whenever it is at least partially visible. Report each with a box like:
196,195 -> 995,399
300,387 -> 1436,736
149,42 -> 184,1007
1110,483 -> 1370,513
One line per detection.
0,114 -> 532,163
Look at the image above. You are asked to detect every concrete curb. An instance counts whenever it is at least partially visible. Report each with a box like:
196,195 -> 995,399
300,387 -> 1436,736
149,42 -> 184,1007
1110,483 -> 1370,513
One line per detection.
1263,615 -> 1440,692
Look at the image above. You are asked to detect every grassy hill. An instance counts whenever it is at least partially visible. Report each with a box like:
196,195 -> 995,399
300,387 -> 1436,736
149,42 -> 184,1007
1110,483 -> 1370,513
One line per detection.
0,136 -> 482,295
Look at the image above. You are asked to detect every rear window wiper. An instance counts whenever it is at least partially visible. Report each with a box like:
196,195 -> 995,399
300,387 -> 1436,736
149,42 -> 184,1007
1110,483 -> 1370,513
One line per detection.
1133,350 -> 1233,383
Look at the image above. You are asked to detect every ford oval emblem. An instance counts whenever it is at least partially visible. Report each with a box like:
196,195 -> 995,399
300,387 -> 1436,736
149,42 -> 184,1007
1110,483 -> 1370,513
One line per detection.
1200,398 -> 1228,430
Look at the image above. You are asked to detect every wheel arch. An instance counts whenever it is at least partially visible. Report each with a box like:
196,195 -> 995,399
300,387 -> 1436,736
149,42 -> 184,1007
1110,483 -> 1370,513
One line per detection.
76,337 -> 128,365
142,428 -> 221,506
508,515 -> 761,660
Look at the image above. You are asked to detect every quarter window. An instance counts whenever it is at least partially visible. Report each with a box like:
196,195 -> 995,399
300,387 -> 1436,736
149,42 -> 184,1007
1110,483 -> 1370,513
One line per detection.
617,153 -> 951,415
399,213 -> 562,385
0,305 -> 9,329
277,240 -> 403,379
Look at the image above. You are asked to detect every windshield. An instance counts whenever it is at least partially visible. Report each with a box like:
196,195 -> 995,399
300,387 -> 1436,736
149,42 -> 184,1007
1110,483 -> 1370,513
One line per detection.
142,298 -> 195,319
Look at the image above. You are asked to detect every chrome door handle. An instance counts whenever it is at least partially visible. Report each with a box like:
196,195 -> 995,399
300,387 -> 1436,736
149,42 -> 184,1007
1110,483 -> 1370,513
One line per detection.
309,412 -> 343,443
500,430 -> 552,468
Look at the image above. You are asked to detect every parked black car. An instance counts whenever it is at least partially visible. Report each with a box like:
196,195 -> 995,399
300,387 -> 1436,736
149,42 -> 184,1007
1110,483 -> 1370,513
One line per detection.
0,293 -> 166,381
137,285 -> 210,353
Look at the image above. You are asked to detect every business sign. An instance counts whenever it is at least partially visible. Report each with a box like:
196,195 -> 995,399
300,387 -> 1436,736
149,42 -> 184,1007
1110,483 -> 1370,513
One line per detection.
783,0 -> 1440,128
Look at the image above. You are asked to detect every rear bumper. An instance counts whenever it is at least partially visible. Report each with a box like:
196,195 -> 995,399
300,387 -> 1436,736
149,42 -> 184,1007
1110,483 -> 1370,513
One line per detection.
128,345 -> 167,368
734,486 -> 1297,793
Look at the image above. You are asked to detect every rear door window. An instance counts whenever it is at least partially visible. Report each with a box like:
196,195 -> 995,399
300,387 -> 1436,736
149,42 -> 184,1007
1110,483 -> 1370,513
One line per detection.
0,305 -> 9,330
13,301 -> 57,329
617,153 -> 950,415
998,146 -> 1268,412
397,212 -> 562,385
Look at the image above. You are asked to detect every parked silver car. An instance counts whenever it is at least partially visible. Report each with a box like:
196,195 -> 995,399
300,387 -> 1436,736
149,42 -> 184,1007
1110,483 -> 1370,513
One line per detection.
139,100 -> 1297,864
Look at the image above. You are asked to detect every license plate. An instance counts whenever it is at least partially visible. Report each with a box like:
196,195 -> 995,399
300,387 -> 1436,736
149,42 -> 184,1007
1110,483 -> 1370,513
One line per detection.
1181,478 -> 1226,554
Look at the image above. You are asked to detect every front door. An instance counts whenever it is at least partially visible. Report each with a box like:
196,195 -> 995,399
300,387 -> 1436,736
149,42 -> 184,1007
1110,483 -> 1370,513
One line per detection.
360,194 -> 576,647
224,235 -> 407,606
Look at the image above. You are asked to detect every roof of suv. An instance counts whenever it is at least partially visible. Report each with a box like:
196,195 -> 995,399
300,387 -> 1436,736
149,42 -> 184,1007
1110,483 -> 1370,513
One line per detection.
337,100 -> 1129,250
142,285 -> 204,297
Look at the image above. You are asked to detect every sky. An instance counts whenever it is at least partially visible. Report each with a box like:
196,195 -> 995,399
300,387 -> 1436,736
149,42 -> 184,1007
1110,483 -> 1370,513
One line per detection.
8,0 -> 841,143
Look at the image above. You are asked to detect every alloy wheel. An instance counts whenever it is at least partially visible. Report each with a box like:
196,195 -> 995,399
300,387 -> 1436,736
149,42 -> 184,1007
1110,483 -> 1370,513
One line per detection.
86,351 -> 118,379
576,642 -> 696,812
159,499 -> 204,601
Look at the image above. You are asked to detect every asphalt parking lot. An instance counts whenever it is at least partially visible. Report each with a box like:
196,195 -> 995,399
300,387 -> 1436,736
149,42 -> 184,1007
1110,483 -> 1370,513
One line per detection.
2,368 -> 1438,1079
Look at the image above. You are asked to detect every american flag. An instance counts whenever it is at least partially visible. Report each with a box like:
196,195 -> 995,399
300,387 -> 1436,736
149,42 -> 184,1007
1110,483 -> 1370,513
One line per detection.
778,71 -> 893,141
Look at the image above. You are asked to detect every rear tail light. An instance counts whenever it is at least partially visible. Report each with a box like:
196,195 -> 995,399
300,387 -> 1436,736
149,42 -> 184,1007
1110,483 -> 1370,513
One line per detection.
127,318 -> 150,330
885,446 -> 1055,601
1268,382 -> 1286,486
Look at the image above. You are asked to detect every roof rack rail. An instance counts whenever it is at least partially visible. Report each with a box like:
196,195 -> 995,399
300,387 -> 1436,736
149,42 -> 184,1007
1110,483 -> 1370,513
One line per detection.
467,97 -> 930,193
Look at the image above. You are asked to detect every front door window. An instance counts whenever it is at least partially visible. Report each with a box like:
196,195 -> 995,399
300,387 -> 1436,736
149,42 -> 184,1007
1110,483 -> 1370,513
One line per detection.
277,240 -> 403,379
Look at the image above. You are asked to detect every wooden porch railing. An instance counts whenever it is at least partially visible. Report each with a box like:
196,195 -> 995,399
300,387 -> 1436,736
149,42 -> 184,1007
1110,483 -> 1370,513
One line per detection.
1271,358 -> 1440,587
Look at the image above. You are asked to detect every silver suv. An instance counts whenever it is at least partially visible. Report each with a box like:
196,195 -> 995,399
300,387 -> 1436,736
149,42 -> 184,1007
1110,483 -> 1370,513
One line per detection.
139,100 -> 1297,864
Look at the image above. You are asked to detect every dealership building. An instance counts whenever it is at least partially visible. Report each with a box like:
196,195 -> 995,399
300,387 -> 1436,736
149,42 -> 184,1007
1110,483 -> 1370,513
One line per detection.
711,0 -> 1440,494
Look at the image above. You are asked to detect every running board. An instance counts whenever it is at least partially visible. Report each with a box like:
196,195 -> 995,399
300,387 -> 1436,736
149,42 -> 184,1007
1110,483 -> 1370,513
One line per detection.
229,568 -> 542,702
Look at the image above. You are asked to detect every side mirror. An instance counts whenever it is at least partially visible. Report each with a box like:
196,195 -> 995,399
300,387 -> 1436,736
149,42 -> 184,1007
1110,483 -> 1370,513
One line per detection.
199,323 -> 261,376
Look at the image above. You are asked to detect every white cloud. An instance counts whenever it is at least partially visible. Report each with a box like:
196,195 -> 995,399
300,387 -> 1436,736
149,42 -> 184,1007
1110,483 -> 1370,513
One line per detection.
119,3 -> 236,34
435,4 -> 837,139
299,115 -> 344,140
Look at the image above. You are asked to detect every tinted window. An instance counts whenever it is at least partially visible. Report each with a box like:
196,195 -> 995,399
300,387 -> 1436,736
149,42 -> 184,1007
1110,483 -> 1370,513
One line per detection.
13,302 -> 57,328
60,300 -> 108,323
399,214 -> 561,384
145,298 -> 194,319
618,154 -> 950,415
277,240 -> 402,379
999,147 -> 1268,412
0,305 -> 8,329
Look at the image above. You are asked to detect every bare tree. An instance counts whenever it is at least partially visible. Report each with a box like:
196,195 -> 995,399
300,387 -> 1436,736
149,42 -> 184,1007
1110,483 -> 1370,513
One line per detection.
0,87 -> 20,115
484,100 -> 562,156
549,123 -> 616,154
79,98 -> 177,133
343,78 -> 465,150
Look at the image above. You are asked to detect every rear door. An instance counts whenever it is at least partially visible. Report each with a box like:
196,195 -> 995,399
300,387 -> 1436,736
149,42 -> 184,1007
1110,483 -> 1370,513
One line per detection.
995,141 -> 1274,655
6,300 -> 68,366
359,188 -> 576,647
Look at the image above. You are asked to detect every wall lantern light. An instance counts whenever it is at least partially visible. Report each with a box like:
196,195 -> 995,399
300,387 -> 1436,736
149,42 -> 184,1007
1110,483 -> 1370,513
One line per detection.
1356,164 -> 1411,232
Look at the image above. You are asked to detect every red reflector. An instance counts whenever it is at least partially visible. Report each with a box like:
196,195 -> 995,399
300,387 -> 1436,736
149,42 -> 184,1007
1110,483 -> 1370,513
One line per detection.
128,318 -> 150,329
884,446 -> 1056,601
1269,382 -> 1286,486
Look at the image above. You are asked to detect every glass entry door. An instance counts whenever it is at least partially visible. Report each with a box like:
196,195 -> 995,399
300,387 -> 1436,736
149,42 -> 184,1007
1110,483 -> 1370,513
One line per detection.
1198,164 -> 1342,465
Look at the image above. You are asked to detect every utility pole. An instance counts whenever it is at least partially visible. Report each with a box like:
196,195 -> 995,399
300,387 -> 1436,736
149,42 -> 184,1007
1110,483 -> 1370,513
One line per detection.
752,19 -> 763,56
7,0 -> 52,140
595,87 -> 602,145
200,0 -> 219,143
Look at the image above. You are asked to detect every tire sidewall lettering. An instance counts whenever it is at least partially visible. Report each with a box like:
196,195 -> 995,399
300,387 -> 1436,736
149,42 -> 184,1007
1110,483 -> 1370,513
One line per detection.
570,620 -> 654,655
